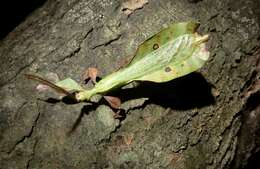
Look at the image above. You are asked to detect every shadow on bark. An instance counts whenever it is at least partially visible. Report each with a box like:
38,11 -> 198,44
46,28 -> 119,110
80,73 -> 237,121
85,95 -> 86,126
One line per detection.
114,72 -> 215,110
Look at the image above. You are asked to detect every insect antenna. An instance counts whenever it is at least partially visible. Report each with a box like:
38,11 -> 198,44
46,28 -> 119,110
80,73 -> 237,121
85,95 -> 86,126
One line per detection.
24,74 -> 71,96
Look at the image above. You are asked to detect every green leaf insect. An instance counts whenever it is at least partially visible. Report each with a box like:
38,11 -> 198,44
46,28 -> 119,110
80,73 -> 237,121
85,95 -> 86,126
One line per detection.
26,21 -> 210,104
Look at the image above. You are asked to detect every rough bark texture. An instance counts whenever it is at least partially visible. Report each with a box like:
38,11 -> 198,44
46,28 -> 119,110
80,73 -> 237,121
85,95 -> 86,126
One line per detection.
0,0 -> 260,169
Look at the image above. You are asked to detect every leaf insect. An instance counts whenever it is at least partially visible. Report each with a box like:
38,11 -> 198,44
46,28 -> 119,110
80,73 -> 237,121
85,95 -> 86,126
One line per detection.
25,21 -> 210,109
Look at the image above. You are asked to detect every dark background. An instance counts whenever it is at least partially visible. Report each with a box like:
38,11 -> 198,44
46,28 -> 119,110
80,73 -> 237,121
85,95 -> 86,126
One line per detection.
0,0 -> 46,39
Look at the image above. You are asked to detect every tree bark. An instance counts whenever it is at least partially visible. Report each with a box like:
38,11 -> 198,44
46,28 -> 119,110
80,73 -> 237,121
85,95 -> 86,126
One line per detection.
0,0 -> 260,169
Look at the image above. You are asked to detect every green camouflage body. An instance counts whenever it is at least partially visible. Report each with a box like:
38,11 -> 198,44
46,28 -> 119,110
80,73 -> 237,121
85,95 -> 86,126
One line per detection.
74,21 -> 209,101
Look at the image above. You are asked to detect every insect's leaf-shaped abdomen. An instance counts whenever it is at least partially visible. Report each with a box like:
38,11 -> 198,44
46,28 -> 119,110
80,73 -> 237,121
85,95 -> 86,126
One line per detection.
127,21 -> 200,66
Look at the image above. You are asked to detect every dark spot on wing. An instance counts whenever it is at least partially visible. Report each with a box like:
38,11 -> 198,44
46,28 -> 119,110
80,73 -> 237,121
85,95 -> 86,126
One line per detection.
165,67 -> 171,72
153,43 -> 159,50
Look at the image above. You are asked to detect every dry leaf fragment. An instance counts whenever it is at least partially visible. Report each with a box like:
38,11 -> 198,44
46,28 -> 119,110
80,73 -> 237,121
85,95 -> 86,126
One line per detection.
104,96 -> 121,109
124,133 -> 134,145
121,0 -> 149,15
82,67 -> 98,83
